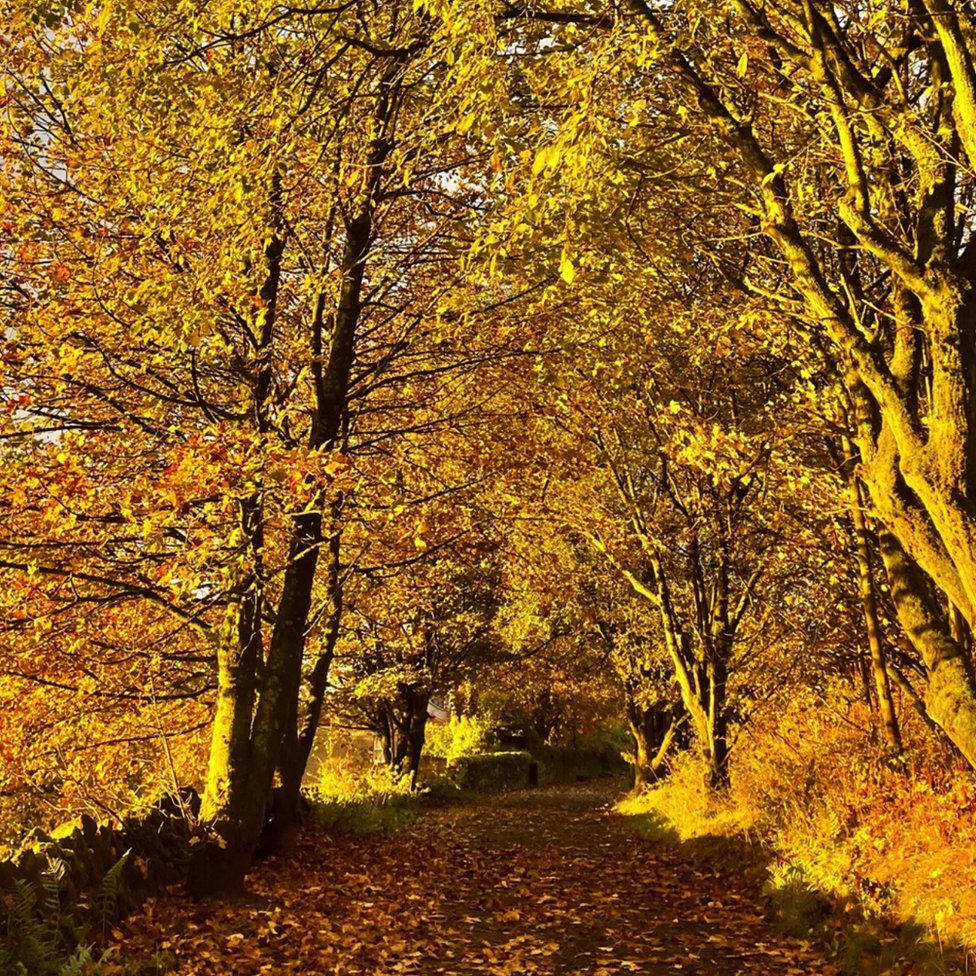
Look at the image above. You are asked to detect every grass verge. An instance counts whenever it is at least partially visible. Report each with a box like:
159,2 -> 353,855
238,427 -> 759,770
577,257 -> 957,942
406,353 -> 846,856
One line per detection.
617,760 -> 974,976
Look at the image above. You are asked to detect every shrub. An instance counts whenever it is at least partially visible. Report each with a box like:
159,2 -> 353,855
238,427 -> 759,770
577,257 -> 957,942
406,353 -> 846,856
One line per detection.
617,683 -> 976,965
762,863 -> 832,937
424,715 -> 491,762
313,760 -> 412,802
446,751 -> 533,792
308,796 -> 419,837
307,761 -> 419,836
617,753 -> 755,842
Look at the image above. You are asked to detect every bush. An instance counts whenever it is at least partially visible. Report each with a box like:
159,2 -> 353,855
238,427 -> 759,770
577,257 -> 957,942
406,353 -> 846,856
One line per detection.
446,751 -> 533,792
313,760 -> 412,801
762,863 -> 832,937
424,715 -> 491,762
616,753 -> 754,841
307,762 -> 419,836
308,795 -> 419,837
617,683 -> 976,967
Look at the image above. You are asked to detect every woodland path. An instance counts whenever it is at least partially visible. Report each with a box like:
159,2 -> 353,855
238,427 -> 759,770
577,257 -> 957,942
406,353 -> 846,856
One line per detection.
114,783 -> 837,975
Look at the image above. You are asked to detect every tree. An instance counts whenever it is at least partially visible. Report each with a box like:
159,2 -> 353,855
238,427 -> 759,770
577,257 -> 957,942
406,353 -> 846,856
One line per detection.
1,0 -> 492,890
619,0 -> 976,764
616,0 -> 976,764
335,537 -> 503,786
442,0 -> 976,767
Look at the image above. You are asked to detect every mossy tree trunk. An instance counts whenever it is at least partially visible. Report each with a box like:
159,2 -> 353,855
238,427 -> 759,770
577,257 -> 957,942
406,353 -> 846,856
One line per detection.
844,447 -> 904,757
878,530 -> 976,769
622,0 -> 976,769
191,75 -> 398,896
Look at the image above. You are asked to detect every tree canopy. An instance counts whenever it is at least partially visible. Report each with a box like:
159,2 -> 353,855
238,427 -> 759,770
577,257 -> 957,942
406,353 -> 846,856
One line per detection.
3,2 -> 976,939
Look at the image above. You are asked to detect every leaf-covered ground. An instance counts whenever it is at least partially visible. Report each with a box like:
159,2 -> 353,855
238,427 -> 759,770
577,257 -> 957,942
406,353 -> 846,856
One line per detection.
112,784 -> 837,975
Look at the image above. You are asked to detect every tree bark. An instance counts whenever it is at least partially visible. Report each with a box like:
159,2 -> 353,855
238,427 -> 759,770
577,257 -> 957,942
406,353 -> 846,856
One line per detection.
385,686 -> 430,787
879,530 -> 976,768
846,461 -> 904,756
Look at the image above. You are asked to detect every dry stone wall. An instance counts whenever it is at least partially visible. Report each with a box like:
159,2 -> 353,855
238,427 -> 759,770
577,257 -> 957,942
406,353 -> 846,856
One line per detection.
0,791 -> 198,973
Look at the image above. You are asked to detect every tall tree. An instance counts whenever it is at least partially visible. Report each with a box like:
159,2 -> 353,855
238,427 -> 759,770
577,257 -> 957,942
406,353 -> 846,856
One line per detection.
444,0 -> 976,766
1,0 -> 490,889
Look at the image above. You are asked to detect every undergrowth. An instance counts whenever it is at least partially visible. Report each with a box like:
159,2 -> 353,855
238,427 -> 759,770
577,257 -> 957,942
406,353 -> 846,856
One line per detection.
306,762 -> 422,836
0,852 -> 144,976
618,683 -> 976,975
424,714 -> 491,762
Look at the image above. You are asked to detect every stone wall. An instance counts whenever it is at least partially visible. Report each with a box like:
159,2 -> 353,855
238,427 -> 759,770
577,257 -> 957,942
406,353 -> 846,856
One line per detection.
0,791 -> 198,973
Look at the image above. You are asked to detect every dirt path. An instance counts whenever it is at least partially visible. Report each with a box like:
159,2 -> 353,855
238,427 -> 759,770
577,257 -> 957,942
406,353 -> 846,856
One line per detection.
114,783 -> 837,975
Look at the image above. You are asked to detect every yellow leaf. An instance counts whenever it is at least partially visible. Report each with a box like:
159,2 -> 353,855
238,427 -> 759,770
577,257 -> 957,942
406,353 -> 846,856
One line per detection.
559,253 -> 576,284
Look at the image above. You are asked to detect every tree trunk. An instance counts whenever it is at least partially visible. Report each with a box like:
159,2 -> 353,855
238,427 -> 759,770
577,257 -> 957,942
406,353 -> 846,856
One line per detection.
846,465 -> 904,756
191,84 -> 396,895
704,716 -> 730,792
191,511 -> 322,896
879,530 -> 976,767
626,694 -> 681,790
190,219 -> 280,897
386,688 -> 427,782
264,505 -> 343,853
404,689 -> 430,789
654,650 -> 727,790
628,709 -> 653,792
704,639 -> 731,792
379,713 -> 395,767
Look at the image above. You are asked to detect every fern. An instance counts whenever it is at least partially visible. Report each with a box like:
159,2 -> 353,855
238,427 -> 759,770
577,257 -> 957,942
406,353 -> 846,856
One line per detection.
2,860 -> 78,974
56,945 -> 93,976
1,850 -> 136,973
0,936 -> 22,975
10,875 -> 37,920
40,857 -> 64,924
95,850 -> 130,940
4,877 -> 60,974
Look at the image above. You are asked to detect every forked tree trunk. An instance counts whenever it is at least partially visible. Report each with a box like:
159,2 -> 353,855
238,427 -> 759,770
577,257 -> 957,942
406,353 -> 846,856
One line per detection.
640,548 -> 744,793
190,514 -> 321,897
626,696 -> 681,791
191,79 -> 397,895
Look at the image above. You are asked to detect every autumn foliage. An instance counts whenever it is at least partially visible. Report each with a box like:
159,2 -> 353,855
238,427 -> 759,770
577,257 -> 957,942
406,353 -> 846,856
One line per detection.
3,0 -> 976,970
